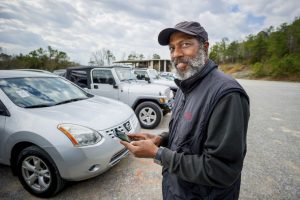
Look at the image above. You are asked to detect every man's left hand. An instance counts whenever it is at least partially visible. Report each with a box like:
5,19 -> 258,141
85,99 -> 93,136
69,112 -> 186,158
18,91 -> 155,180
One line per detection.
120,139 -> 158,158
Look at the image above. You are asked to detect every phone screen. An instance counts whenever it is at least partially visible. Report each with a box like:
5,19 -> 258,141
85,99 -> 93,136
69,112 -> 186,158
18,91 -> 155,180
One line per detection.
115,130 -> 131,142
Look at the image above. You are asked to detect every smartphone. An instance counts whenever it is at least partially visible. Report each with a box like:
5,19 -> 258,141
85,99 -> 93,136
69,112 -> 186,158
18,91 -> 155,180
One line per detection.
114,130 -> 131,142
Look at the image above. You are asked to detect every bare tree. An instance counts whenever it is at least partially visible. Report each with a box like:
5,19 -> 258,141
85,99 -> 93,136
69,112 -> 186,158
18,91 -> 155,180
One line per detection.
90,48 -> 116,66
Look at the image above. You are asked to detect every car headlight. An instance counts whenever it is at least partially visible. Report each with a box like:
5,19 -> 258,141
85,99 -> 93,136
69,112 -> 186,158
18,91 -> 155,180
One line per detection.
58,124 -> 102,147
129,114 -> 139,131
164,88 -> 174,100
168,90 -> 174,99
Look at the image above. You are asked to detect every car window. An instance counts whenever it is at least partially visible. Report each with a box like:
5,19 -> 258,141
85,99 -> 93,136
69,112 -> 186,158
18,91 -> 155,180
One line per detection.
134,71 -> 149,80
148,69 -> 160,80
0,77 -> 90,108
0,100 -> 9,116
115,68 -> 137,81
69,70 -> 88,88
92,70 -> 114,84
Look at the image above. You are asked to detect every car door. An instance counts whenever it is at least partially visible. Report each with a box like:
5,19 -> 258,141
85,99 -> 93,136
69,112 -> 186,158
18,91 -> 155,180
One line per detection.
90,69 -> 119,100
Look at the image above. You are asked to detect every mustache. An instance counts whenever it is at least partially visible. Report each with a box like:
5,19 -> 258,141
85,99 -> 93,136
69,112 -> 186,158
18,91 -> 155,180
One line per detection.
171,57 -> 191,66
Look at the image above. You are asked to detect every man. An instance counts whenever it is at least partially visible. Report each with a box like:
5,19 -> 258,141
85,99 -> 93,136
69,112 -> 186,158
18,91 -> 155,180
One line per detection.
121,21 -> 250,200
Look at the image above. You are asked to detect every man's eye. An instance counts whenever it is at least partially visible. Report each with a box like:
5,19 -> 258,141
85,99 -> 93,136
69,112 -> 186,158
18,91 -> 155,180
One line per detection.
169,47 -> 174,52
182,43 -> 191,48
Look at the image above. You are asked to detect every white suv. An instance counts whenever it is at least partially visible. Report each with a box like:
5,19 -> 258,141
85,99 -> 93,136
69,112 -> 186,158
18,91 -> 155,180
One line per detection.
65,66 -> 173,129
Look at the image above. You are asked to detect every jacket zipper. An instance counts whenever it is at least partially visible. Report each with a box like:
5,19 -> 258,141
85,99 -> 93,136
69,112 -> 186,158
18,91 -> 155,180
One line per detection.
168,93 -> 187,147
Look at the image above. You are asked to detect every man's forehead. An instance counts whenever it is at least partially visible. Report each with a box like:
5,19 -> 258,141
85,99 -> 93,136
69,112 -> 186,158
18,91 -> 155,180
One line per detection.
169,32 -> 197,44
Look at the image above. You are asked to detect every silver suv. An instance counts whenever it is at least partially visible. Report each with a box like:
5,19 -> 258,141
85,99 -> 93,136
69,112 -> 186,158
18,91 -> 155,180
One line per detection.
65,66 -> 173,129
0,70 -> 140,197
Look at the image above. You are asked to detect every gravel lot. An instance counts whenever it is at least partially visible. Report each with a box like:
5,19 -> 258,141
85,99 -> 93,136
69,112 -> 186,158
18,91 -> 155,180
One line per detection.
0,79 -> 299,200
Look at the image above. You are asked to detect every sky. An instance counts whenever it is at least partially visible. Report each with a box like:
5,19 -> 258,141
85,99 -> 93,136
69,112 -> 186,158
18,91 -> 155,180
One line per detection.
0,0 -> 299,65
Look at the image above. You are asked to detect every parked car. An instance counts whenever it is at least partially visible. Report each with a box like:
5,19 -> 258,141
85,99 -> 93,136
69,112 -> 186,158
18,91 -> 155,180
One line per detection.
160,71 -> 177,81
65,66 -> 173,129
18,69 -> 53,74
0,70 -> 140,197
133,68 -> 178,94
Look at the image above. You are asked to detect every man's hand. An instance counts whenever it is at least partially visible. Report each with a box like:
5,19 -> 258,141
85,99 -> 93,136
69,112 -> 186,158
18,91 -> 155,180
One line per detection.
128,133 -> 163,147
120,139 -> 158,158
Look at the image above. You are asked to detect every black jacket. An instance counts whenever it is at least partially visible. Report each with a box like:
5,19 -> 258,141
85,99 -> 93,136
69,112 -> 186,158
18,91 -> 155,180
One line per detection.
159,60 -> 250,200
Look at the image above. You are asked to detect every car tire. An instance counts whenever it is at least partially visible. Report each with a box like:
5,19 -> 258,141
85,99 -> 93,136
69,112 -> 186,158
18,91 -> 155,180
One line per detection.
16,146 -> 65,198
135,101 -> 163,129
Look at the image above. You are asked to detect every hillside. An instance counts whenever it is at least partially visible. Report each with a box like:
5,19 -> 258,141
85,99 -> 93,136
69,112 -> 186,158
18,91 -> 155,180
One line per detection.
211,17 -> 300,81
220,63 -> 300,82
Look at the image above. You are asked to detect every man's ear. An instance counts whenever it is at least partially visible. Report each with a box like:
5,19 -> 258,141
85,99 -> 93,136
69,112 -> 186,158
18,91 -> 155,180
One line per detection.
204,41 -> 209,50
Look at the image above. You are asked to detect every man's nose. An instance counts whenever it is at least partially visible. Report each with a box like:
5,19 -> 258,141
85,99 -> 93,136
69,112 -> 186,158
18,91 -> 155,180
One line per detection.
172,47 -> 183,58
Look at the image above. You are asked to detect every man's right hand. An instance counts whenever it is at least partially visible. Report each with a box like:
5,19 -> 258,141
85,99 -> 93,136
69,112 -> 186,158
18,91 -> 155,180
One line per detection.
128,133 -> 163,147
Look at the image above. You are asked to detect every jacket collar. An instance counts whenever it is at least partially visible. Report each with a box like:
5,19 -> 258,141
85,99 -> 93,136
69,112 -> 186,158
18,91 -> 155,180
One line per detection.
174,59 -> 218,94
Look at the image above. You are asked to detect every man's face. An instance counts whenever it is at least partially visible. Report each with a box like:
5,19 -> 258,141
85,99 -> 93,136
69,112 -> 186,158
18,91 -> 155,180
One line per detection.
169,31 -> 207,80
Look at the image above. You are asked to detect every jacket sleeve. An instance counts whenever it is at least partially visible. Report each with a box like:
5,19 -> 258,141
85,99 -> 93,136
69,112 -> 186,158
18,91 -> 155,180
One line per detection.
159,131 -> 169,146
160,92 -> 250,187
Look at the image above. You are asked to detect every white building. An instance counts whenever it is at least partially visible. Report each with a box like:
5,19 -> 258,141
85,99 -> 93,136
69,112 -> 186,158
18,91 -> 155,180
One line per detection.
113,59 -> 172,72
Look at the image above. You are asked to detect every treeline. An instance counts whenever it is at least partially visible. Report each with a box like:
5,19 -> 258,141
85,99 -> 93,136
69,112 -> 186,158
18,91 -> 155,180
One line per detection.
0,46 -> 78,71
209,17 -> 300,77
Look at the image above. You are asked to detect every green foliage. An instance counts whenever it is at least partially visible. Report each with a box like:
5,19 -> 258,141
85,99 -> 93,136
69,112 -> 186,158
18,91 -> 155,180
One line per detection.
252,62 -> 265,76
127,52 -> 144,60
0,46 -> 78,71
152,53 -> 160,59
210,17 -> 300,78
270,54 -> 300,76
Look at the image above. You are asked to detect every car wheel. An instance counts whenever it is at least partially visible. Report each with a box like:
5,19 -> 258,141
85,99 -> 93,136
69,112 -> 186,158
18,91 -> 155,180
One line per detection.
135,101 -> 163,129
16,146 -> 65,198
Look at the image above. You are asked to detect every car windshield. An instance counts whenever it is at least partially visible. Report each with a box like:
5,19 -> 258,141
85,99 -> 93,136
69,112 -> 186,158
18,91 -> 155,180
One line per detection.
0,77 -> 91,108
148,69 -> 160,80
115,68 -> 137,81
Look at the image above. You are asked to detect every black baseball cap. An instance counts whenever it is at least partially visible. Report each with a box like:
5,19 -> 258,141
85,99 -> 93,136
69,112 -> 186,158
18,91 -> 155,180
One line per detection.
158,21 -> 208,45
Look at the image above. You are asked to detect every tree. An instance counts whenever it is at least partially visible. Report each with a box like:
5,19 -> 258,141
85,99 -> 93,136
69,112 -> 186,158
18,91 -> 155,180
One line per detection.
226,41 -> 239,63
152,54 -> 160,59
90,48 -> 116,66
127,52 -> 139,60
139,54 -> 144,60
0,46 -> 11,61
0,46 -> 77,70
208,17 -> 300,78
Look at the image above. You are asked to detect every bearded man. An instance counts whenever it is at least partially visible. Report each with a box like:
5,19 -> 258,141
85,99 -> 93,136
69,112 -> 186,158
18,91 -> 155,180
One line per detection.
121,21 -> 250,200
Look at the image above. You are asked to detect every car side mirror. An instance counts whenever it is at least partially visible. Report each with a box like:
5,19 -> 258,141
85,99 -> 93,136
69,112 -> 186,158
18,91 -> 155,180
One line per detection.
145,77 -> 151,83
113,84 -> 118,89
107,78 -> 115,85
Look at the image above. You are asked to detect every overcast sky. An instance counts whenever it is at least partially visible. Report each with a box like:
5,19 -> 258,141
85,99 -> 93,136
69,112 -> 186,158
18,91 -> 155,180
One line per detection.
0,0 -> 299,65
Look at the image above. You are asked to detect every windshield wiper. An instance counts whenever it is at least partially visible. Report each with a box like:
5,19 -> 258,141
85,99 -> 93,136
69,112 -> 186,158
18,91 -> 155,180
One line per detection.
54,97 -> 88,105
24,104 -> 54,108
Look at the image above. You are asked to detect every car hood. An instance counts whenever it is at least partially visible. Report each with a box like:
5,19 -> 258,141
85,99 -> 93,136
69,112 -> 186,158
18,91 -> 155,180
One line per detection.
19,96 -> 134,131
120,81 -> 170,96
153,79 -> 178,89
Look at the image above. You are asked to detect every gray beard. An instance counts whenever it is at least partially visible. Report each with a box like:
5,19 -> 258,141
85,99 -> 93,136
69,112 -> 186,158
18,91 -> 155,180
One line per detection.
171,48 -> 207,80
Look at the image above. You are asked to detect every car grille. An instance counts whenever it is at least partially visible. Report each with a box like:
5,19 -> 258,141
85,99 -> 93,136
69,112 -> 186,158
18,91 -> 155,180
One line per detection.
104,118 -> 134,140
109,148 -> 128,165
